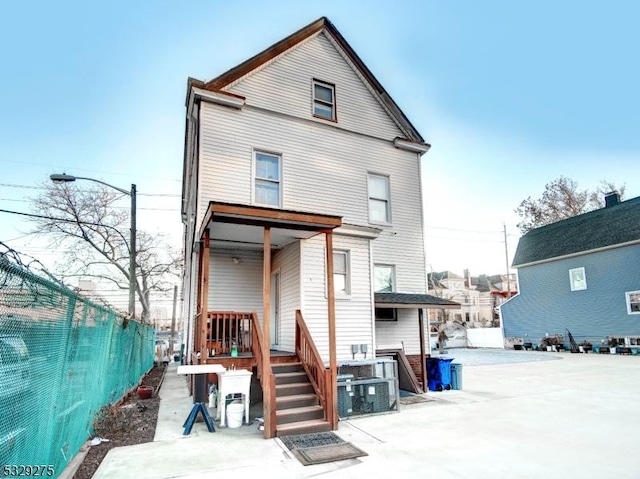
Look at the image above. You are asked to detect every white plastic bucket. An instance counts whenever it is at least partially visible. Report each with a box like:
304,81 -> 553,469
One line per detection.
226,402 -> 244,428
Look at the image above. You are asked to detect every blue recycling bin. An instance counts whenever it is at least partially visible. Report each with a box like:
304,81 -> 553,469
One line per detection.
426,357 -> 454,391
450,363 -> 463,390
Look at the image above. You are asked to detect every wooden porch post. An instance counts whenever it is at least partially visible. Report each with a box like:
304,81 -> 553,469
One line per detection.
262,227 -> 274,438
325,231 -> 338,429
200,230 -> 211,363
418,308 -> 427,392
194,239 -> 205,362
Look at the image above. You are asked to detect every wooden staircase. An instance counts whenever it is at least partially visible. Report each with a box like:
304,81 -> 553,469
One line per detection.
273,362 -> 331,436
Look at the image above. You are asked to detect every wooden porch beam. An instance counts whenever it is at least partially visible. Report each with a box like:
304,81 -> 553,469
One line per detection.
325,231 -> 338,429
418,308 -> 427,392
262,227 -> 274,438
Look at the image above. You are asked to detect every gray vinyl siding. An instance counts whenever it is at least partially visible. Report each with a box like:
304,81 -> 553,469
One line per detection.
192,26 -> 428,358
207,250 -> 264,320
272,241 -> 301,353
198,101 -> 426,293
301,234 -> 374,363
375,309 -> 426,355
501,244 -> 640,346
225,32 -> 404,141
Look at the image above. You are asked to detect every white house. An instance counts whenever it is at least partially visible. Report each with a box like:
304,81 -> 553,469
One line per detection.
180,17 -> 458,438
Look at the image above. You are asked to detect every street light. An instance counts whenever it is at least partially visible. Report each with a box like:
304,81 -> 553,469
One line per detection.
50,173 -> 137,318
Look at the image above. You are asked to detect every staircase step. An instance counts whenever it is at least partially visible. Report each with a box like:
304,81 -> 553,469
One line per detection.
276,382 -> 314,397
276,405 -> 324,424
272,362 -> 304,374
276,419 -> 331,437
276,393 -> 319,410
274,371 -> 309,385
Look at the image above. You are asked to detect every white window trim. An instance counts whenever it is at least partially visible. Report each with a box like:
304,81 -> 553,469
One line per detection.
569,267 -> 587,291
252,149 -> 283,208
325,249 -> 351,299
334,249 -> 350,299
626,290 -> 640,315
312,79 -> 336,121
367,172 -> 392,225
374,264 -> 396,293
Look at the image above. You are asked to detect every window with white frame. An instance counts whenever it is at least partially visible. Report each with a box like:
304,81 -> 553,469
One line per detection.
626,291 -> 640,314
374,264 -> 395,293
569,267 -> 587,291
313,80 -> 335,120
254,151 -> 281,207
368,173 -> 391,224
333,250 -> 350,297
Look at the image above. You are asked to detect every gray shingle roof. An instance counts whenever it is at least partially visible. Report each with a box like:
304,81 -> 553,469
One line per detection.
512,195 -> 640,267
374,292 -> 460,308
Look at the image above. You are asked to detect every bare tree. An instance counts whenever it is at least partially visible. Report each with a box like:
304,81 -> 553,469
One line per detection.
29,182 -> 182,323
515,176 -> 626,234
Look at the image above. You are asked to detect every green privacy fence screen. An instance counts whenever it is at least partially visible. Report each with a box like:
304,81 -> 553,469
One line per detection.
0,252 -> 155,473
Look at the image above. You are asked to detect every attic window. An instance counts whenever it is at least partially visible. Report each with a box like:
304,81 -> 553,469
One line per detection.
313,80 -> 336,121
569,267 -> 587,291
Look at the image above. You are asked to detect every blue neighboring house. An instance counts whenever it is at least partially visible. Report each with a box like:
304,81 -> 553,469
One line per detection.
501,192 -> 640,349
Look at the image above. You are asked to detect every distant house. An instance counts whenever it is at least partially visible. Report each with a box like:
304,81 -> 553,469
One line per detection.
501,192 -> 640,348
428,271 -> 516,328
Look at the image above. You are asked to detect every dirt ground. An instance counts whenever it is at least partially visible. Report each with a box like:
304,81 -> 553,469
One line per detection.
72,364 -> 166,479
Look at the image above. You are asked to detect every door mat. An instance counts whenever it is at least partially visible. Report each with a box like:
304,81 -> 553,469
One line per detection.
280,431 -> 367,466
292,443 -> 368,466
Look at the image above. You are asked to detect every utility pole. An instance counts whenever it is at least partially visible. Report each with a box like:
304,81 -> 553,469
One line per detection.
503,223 -> 511,299
170,285 -> 178,355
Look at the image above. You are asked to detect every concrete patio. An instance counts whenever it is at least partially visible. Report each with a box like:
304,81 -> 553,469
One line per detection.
91,350 -> 640,478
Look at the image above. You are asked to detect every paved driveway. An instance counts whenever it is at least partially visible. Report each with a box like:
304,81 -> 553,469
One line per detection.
93,352 -> 640,479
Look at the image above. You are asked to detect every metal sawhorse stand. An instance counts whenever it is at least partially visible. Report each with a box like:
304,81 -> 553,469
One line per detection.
177,364 -> 226,435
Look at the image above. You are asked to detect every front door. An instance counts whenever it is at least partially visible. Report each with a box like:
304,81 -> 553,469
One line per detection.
270,271 -> 280,348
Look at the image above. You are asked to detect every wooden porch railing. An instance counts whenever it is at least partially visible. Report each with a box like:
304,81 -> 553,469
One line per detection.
206,311 -> 253,355
250,311 -> 276,437
295,310 -> 335,428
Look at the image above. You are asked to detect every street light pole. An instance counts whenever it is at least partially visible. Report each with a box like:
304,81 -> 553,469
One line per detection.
50,173 -> 137,318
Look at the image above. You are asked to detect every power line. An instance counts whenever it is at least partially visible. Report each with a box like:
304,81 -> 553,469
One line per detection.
0,182 -> 180,197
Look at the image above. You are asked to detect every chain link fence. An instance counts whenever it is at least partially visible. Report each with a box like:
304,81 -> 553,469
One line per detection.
0,244 -> 154,472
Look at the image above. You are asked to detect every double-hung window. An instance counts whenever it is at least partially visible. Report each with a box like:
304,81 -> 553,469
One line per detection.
313,80 -> 336,121
374,264 -> 396,320
626,291 -> 640,314
374,264 -> 395,293
254,151 -> 281,207
333,250 -> 350,297
368,173 -> 391,224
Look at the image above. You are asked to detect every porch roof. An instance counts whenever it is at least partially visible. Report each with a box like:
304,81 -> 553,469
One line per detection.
375,292 -> 460,309
198,201 -> 343,247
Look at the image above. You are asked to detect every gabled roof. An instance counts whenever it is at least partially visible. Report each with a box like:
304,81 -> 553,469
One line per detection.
191,16 -> 425,144
512,195 -> 640,267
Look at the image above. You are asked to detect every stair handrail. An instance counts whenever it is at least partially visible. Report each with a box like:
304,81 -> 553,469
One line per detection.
251,311 -> 277,437
295,310 -> 328,412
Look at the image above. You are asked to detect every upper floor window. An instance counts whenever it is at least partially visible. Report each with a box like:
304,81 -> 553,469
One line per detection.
569,267 -> 587,291
254,151 -> 281,207
626,291 -> 640,314
368,173 -> 391,224
313,80 -> 336,121
374,264 -> 395,293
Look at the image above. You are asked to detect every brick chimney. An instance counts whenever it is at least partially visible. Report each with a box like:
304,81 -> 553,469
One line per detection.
604,191 -> 621,208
